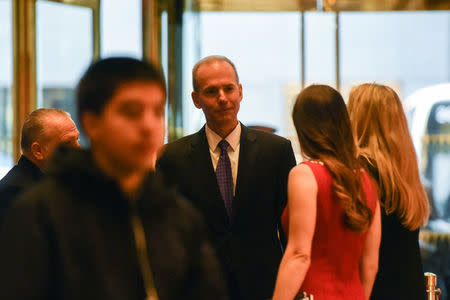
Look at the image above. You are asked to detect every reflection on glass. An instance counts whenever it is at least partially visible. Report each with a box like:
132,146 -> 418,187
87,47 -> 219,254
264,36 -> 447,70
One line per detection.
101,0 -> 142,58
406,89 -> 450,300
0,0 -> 13,178
341,12 -> 450,299
36,1 -> 93,142
304,12 -> 336,88
339,11 -> 450,99
184,11 -> 301,140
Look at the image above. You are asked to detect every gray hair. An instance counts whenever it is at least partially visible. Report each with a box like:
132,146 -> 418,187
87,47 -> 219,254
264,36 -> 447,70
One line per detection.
192,55 -> 239,91
20,108 -> 70,152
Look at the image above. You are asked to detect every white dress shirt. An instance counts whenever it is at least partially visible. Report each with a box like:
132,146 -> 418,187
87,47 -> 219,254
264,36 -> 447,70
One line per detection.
205,122 -> 241,195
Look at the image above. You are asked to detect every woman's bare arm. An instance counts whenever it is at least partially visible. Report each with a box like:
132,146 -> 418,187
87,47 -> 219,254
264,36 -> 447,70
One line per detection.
272,164 -> 317,300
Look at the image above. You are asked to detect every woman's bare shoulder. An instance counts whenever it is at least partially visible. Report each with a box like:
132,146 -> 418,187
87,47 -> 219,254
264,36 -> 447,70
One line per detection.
289,163 -> 317,191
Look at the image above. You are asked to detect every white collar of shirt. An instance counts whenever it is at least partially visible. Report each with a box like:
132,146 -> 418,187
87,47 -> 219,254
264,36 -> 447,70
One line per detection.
205,122 -> 241,152
205,122 -> 241,194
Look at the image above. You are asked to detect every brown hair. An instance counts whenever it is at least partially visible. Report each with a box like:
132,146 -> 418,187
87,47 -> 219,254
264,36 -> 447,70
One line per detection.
348,83 -> 429,230
293,84 -> 373,232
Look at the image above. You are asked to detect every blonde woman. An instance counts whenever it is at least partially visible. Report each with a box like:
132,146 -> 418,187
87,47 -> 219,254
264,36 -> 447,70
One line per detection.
348,83 -> 430,300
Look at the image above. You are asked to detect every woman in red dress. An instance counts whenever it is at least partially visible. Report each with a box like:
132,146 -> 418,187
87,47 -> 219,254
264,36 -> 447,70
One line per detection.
273,85 -> 381,300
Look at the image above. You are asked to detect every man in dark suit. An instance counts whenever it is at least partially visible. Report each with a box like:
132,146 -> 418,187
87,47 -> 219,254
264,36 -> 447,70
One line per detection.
157,55 -> 296,300
0,108 -> 80,225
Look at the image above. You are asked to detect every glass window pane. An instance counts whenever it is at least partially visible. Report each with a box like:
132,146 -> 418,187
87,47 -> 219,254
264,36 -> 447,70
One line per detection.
36,1 -> 93,136
340,11 -> 450,299
183,11 -> 301,141
340,11 -> 450,98
304,12 -> 337,88
0,0 -> 13,178
101,0 -> 142,58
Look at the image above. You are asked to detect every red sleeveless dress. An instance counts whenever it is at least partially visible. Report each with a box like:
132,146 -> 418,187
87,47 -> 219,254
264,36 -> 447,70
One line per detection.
282,161 -> 378,300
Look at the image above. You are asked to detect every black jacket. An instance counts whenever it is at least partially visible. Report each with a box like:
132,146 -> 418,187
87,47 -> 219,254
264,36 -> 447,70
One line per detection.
0,155 -> 43,226
370,210 -> 427,300
365,164 -> 427,300
0,148 -> 227,300
157,124 -> 296,300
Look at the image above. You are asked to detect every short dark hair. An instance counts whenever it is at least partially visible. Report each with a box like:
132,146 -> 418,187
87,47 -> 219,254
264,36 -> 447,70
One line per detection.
76,57 -> 166,121
21,108 -> 70,153
192,55 -> 239,91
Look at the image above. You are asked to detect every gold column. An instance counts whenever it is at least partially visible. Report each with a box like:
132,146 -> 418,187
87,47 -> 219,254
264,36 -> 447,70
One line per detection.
142,0 -> 161,65
92,0 -> 101,60
12,0 -> 36,162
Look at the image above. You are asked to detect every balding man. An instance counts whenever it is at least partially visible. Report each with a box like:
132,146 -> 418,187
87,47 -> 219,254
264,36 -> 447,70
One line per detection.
0,108 -> 80,224
157,55 -> 296,300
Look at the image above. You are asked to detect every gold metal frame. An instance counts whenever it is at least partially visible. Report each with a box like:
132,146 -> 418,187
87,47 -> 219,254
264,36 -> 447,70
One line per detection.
37,0 -> 100,59
12,0 -> 36,163
142,0 -> 162,65
11,0 -> 100,162
193,0 -> 450,12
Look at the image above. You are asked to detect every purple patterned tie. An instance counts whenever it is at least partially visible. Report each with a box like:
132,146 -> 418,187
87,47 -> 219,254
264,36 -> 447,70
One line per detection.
216,140 -> 233,217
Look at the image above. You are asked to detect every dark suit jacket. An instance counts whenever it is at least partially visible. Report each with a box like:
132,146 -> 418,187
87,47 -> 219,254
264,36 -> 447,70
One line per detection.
0,155 -> 43,226
156,124 -> 296,300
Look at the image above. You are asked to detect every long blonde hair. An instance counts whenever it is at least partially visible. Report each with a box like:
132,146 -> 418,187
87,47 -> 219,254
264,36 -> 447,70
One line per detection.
348,83 -> 429,230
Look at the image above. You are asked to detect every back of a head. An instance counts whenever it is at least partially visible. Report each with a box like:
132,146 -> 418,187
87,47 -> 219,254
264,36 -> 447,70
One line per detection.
348,83 -> 410,154
76,57 -> 166,125
348,83 -> 429,229
293,84 -> 356,166
21,108 -> 70,154
293,84 -> 372,232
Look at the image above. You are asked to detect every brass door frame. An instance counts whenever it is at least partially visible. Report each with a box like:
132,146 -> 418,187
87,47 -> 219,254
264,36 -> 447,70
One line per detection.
142,0 -> 162,65
12,0 -> 36,163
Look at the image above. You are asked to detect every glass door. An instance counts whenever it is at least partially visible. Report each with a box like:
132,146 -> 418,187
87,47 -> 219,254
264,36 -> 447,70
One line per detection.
35,0 -> 99,144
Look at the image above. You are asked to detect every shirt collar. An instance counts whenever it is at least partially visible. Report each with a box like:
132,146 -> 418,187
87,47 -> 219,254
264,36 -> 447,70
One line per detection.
205,122 -> 241,152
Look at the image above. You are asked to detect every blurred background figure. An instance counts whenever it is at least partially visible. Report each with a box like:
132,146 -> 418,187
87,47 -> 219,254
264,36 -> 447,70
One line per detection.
0,57 -> 227,300
0,108 -> 80,226
273,84 -> 381,300
348,83 -> 430,300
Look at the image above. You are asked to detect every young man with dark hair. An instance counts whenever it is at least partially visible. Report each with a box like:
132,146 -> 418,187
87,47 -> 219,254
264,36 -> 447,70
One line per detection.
0,57 -> 227,300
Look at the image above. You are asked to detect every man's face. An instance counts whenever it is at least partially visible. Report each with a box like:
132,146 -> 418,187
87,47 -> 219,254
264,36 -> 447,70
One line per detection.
192,60 -> 242,130
41,115 -> 80,165
84,81 -> 165,175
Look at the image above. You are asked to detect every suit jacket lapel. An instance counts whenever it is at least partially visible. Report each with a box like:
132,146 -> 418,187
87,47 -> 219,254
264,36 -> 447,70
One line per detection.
233,124 -> 258,221
189,126 -> 230,226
